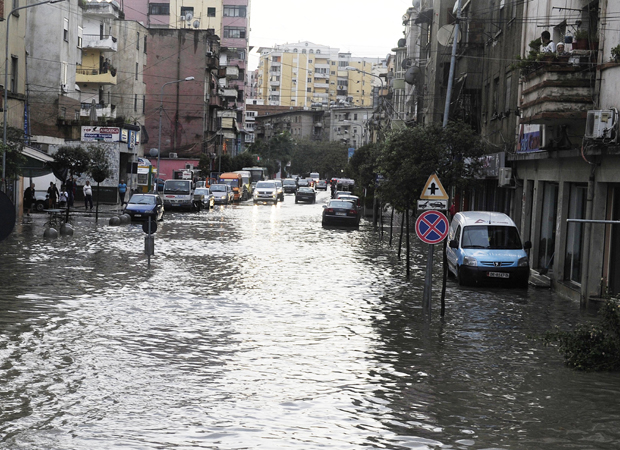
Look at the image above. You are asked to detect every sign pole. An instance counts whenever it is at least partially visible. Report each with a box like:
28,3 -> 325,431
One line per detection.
424,244 -> 434,318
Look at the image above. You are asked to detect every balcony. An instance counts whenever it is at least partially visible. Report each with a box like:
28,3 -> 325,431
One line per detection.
80,102 -> 116,119
314,83 -> 329,89
75,68 -> 117,85
226,66 -> 239,79
82,34 -> 118,52
269,80 -> 280,86
519,58 -> 596,126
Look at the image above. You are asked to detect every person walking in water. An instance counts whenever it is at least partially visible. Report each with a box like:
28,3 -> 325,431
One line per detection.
47,182 -> 60,209
83,181 -> 94,210
118,179 -> 127,206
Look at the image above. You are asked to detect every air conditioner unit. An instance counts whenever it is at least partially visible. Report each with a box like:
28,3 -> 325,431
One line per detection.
585,109 -> 618,141
169,152 -> 178,158
185,163 -> 194,170
498,167 -> 513,187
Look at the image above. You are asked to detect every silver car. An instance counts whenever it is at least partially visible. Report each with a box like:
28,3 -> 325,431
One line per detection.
210,184 -> 234,205
253,180 -> 278,205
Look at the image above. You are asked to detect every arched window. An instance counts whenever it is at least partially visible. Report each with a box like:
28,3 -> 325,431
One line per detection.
316,49 -> 321,54
294,48 -> 298,53
309,49 -> 314,54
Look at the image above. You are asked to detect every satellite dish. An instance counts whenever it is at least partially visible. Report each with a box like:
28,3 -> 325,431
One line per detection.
397,38 -> 406,48
193,19 -> 200,28
405,66 -> 420,85
437,24 -> 461,47
401,58 -> 413,70
185,12 -> 193,22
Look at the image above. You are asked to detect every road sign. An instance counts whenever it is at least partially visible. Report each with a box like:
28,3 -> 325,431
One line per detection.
417,199 -> 448,211
142,218 -> 157,234
415,210 -> 449,244
420,174 -> 449,200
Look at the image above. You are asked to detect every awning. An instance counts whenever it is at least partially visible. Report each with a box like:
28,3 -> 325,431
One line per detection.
20,146 -> 54,178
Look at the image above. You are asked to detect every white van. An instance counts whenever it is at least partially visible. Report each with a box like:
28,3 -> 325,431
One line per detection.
163,179 -> 198,211
446,211 -> 531,288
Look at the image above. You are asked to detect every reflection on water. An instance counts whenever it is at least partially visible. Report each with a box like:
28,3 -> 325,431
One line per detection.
1,194 -> 619,449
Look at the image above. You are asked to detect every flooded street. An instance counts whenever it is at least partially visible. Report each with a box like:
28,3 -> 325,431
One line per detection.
1,190 -> 619,449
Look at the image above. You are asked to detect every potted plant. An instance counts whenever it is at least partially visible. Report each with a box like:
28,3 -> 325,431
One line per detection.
573,29 -> 589,50
611,45 -> 620,63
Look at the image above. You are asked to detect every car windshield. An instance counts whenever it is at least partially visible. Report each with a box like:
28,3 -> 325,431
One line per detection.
256,182 -> 275,189
210,185 -> 228,192
220,179 -> 239,187
298,187 -> 313,193
164,181 -> 190,193
283,180 -> 296,186
328,201 -> 355,209
129,195 -> 156,205
298,180 -> 309,185
461,225 -> 523,250
195,189 -> 210,195
274,181 -> 282,187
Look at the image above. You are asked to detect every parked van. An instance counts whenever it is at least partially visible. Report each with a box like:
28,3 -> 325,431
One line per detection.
218,172 -> 244,201
446,211 -> 531,288
163,179 -> 199,211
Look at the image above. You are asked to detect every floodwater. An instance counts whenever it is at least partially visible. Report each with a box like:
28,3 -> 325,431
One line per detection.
1,190 -> 619,449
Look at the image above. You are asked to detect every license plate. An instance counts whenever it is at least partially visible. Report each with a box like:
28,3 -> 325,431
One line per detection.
134,214 -> 142,217
336,212 -> 346,216
488,272 -> 509,279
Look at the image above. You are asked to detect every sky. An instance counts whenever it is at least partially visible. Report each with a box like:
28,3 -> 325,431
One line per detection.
247,0 -> 414,70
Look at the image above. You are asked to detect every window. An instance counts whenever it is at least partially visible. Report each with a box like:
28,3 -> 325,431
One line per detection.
307,78 -> 311,82
77,26 -> 83,49
307,88 -> 312,92
223,5 -> 246,17
309,59 -> 313,63
223,27 -> 246,39
181,6 -> 194,18
134,94 -> 138,112
10,56 -> 18,92
504,75 -> 512,113
565,184 -> 588,284
149,3 -> 170,15
492,77 -> 499,114
207,7 -> 216,17
135,62 -> 139,80
317,49 -> 321,54
142,95 -> 146,114
63,18 -> 69,42
538,182 -> 558,270
144,36 -> 147,53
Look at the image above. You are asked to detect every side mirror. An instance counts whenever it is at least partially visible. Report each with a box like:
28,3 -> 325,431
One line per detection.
449,240 -> 458,249
322,205 -> 327,209
524,241 -> 532,250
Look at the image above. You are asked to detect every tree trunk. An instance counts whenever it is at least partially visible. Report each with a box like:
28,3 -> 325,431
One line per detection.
398,210 -> 404,259
389,207 -> 394,247
406,204 -> 410,278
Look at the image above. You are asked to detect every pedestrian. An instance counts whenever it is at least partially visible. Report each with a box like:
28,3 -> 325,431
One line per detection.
84,181 -> 94,210
59,187 -> 68,208
118,179 -> 127,206
541,30 -> 556,53
66,176 -> 74,207
23,183 -> 35,215
47,182 -> 60,209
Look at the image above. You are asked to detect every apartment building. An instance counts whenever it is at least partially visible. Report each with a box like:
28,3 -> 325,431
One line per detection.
256,42 -> 381,109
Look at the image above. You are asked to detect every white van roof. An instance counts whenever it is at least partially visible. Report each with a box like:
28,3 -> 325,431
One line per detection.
455,211 -> 516,227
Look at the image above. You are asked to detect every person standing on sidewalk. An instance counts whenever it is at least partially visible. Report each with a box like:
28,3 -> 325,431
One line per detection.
118,179 -> 127,206
66,176 -> 75,207
47,182 -> 60,209
23,183 -> 35,215
83,181 -> 94,210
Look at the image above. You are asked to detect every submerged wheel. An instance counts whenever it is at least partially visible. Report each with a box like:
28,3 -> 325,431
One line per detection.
457,266 -> 470,286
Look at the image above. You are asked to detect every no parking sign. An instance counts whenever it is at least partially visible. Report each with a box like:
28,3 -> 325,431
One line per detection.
415,210 -> 449,244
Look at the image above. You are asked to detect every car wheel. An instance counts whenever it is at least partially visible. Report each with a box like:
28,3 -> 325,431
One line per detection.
35,201 -> 45,212
295,198 -> 298,204
457,266 -> 470,287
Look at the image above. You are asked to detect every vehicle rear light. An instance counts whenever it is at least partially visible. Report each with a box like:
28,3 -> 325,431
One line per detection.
349,209 -> 357,214
326,208 -> 334,213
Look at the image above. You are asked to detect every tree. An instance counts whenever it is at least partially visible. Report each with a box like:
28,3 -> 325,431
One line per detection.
50,146 -> 90,182
0,127 -> 27,187
87,145 -> 112,183
289,139 -> 348,180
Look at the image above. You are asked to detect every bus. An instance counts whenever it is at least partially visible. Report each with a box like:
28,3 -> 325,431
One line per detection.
242,167 -> 269,190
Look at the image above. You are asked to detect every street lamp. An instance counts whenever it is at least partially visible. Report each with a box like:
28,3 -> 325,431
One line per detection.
2,0 -> 66,192
156,76 -> 194,189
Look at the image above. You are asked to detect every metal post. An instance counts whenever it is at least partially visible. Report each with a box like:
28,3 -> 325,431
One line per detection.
442,0 -> 462,128
424,244 -> 434,319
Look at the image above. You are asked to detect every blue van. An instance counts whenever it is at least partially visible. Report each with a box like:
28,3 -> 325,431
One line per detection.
446,211 -> 531,288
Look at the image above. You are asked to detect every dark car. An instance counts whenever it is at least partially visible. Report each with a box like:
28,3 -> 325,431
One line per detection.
295,187 -> 316,204
194,187 -> 215,209
282,178 -> 298,194
124,194 -> 164,221
322,199 -> 360,228
297,178 -> 310,188
316,180 -> 328,190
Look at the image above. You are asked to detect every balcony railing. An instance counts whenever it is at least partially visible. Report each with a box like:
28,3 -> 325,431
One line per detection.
79,102 -> 116,119
76,68 -> 117,85
82,34 -> 118,52
519,56 -> 596,125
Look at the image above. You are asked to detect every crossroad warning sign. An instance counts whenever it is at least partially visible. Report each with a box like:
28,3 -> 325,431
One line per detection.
420,174 -> 448,200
